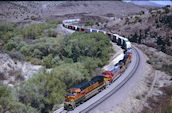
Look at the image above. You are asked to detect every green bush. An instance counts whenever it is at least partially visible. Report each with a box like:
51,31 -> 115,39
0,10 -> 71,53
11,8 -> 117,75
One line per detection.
95,22 -> 99,26
47,29 -> 57,37
0,22 -> 18,43
5,37 -> 25,51
51,55 -> 63,66
33,49 -> 43,59
139,11 -> 145,15
51,63 -> 89,89
19,37 -> 61,62
0,85 -> 37,113
45,19 -> 62,25
0,22 -> 17,34
63,32 -> 112,64
78,56 -> 102,74
163,5 -> 170,14
42,54 -> 53,68
45,19 -> 62,29
20,44 -> 31,56
30,57 -> 42,65
18,70 -> 66,112
85,21 -> 94,26
22,24 -> 46,39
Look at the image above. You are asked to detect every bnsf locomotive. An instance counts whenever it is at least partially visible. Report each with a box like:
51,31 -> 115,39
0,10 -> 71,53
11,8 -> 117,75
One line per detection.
62,20 -> 132,110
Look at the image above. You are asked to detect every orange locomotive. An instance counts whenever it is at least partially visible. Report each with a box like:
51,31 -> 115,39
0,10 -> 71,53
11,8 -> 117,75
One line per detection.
102,50 -> 132,86
64,76 -> 106,110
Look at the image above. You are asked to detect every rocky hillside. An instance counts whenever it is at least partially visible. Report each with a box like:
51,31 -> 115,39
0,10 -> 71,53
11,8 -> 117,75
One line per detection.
0,1 -> 149,22
108,6 -> 172,55
0,53 -> 42,86
77,5 -> 172,56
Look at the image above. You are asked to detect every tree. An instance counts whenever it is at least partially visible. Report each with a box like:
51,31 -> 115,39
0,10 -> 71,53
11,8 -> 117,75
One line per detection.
18,70 -> 66,112
51,63 -> 89,89
157,36 -> 164,46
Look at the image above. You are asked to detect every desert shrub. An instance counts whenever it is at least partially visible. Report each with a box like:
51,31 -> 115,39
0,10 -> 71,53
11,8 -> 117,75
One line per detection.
45,19 -> 62,29
22,24 -> 46,39
163,5 -> 170,14
85,21 -> 94,26
136,95 -> 141,100
19,44 -> 31,56
30,58 -> 42,65
139,10 -> 145,15
20,37 -> 61,63
47,29 -> 57,37
30,15 -> 38,20
149,8 -> 153,13
125,17 -> 130,25
0,85 -> 37,113
51,55 -> 63,66
146,60 -> 152,64
95,22 -> 99,26
157,36 -> 165,46
30,37 -> 61,57
33,49 -> 43,59
0,22 -> 18,43
42,54 -> 53,68
51,63 -> 89,89
5,37 -> 22,51
78,56 -> 102,74
135,16 -> 142,23
18,70 -> 66,112
2,32 -> 15,42
63,32 -> 112,65
45,19 -> 62,25
0,22 -> 17,32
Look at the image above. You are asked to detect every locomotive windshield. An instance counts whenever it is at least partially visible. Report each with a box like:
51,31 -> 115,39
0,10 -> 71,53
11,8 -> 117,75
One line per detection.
66,92 -> 76,96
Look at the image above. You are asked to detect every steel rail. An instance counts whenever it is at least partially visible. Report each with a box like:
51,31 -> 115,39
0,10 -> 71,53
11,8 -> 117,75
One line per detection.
79,46 -> 140,113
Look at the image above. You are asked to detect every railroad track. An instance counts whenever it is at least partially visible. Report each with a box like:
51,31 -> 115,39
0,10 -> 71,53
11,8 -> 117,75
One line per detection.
54,19 -> 141,113
57,46 -> 140,113
80,46 -> 140,113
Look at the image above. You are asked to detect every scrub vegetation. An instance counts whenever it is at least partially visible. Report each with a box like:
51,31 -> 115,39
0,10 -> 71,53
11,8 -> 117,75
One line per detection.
0,20 -> 113,112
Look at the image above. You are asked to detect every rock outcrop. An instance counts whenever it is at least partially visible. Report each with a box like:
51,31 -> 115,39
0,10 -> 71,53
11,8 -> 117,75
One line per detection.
0,53 -> 42,86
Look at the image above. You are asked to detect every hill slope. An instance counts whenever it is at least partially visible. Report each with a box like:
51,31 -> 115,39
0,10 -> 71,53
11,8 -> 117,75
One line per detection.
0,1 -> 149,22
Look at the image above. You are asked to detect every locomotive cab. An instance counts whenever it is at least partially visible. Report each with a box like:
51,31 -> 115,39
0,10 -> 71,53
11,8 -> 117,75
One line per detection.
102,71 -> 114,85
64,88 -> 82,110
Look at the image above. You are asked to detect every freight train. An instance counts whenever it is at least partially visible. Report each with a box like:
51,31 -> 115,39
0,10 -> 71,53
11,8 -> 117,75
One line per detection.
62,20 -> 132,110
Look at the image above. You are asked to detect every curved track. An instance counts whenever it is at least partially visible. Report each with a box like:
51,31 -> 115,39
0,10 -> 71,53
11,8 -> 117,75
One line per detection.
55,46 -> 141,113
80,47 -> 140,113
54,20 -> 142,113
